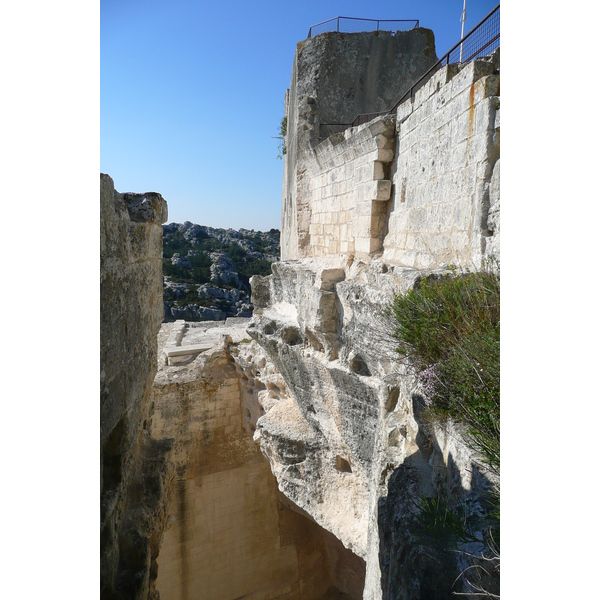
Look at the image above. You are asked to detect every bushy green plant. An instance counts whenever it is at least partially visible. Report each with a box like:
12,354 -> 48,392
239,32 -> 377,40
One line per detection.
163,230 -> 194,259
239,258 -> 273,278
392,268 -> 500,477
226,243 -> 247,262
393,267 -> 500,597
414,495 -> 476,548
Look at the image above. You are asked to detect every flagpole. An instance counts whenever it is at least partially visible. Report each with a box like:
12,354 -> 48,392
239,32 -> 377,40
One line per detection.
459,0 -> 467,62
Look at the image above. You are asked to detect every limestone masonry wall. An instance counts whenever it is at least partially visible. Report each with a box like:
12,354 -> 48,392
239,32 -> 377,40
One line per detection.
383,57 -> 500,268
305,117 -> 395,257
282,49 -> 500,269
282,29 -> 438,260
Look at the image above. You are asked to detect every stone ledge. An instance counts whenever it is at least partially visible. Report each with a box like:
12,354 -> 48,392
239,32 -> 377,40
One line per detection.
163,343 -> 215,365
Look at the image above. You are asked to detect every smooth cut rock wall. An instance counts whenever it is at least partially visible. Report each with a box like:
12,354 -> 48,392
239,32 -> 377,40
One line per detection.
151,324 -> 366,600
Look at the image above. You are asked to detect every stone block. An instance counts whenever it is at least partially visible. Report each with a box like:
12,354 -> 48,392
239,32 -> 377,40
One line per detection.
354,236 -> 373,254
357,180 -> 391,202
376,148 -> 394,163
452,110 -> 472,145
366,115 -> 396,137
371,199 -> 388,216
468,131 -> 494,164
354,200 -> 371,217
353,214 -> 372,237
375,134 -> 394,149
475,96 -> 498,135
401,110 -> 419,137
475,73 -> 500,102
342,161 -> 354,180
395,96 -> 414,123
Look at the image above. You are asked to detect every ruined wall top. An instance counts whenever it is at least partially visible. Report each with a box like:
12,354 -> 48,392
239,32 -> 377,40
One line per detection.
294,29 -> 437,131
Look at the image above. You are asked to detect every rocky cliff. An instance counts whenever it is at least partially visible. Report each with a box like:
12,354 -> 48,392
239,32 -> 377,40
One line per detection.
245,37 -> 500,599
162,222 -> 280,322
100,174 -> 174,600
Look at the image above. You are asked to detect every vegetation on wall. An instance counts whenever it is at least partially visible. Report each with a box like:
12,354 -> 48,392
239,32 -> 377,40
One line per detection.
392,265 -> 500,597
275,116 -> 287,159
392,266 -> 500,476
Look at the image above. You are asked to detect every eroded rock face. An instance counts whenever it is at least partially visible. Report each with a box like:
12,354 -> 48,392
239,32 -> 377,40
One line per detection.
149,319 -> 368,600
248,257 -> 497,599
100,173 -> 173,600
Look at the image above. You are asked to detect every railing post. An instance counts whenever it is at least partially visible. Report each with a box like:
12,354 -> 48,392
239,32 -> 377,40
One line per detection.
337,17 -> 340,32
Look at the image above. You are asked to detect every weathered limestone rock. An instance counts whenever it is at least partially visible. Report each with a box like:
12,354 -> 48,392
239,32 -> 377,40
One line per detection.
100,173 -> 172,600
248,257 -> 497,599
150,319 -> 367,600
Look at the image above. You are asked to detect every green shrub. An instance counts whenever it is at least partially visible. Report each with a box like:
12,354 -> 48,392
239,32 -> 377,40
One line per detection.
414,495 -> 476,548
392,268 -> 500,476
163,230 -> 193,259
393,267 -> 500,597
227,243 -> 247,262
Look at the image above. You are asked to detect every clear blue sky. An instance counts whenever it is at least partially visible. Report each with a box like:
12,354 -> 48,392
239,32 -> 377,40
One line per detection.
101,0 -> 499,231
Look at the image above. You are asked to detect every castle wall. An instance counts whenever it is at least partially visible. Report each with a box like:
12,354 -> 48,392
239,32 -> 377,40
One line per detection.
383,58 -> 500,268
282,52 -> 500,270
304,118 -> 395,257
282,29 -> 438,260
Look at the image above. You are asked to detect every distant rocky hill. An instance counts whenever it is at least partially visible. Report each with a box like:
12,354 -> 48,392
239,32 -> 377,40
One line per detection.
162,221 -> 280,321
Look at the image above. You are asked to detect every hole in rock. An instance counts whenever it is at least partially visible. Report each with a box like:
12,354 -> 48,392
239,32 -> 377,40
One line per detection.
385,387 -> 400,413
349,353 -> 371,377
263,321 -> 276,335
335,455 -> 353,473
282,326 -> 303,346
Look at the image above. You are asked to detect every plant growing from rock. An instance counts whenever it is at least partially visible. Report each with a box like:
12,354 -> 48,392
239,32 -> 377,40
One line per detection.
274,115 -> 287,159
392,268 -> 500,476
392,266 -> 500,596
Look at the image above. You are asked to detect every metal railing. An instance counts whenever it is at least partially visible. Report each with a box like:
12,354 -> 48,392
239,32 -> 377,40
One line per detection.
308,16 -> 419,39
351,4 -> 500,127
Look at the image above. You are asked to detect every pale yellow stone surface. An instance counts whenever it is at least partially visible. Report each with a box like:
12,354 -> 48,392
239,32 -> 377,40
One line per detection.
151,322 -> 366,600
